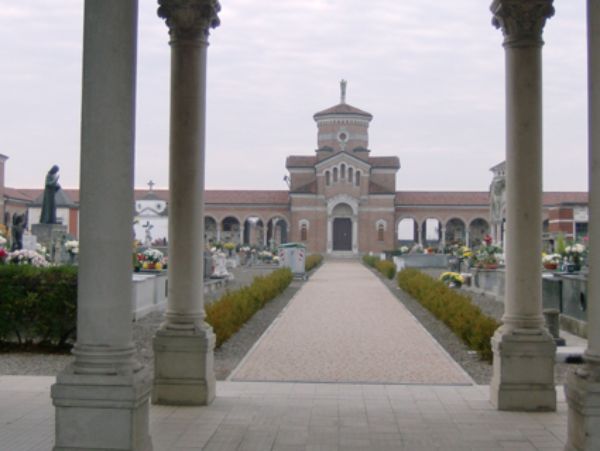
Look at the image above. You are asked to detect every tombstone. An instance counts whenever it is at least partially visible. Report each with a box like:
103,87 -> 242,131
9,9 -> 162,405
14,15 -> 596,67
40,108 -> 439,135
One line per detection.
22,234 -> 38,252
211,253 -> 229,278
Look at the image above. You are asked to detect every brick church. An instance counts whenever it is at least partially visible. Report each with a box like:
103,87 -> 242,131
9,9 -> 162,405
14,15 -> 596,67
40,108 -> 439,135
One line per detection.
0,83 -> 589,254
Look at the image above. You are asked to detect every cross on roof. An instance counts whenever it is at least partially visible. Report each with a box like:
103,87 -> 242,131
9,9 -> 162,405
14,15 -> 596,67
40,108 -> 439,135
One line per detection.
147,180 -> 155,192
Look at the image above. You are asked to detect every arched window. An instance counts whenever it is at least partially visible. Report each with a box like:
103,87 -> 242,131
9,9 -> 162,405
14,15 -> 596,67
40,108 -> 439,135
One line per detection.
301,224 -> 308,241
378,224 -> 385,241
341,164 -> 346,180
355,171 -> 361,186
325,171 -> 330,186
333,167 -> 338,183
348,167 -> 353,183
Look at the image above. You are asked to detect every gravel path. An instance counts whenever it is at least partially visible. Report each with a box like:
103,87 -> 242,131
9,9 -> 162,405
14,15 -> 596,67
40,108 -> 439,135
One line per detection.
231,261 -> 472,385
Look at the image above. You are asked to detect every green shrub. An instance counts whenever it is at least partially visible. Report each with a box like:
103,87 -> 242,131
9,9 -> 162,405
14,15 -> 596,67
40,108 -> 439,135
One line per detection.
375,260 -> 396,279
305,254 -> 323,272
362,255 -> 378,267
205,268 -> 293,348
397,268 -> 499,361
0,265 -> 77,347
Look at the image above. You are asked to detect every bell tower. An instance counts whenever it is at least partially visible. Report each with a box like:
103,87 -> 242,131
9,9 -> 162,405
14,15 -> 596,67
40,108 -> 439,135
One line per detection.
313,81 -> 373,161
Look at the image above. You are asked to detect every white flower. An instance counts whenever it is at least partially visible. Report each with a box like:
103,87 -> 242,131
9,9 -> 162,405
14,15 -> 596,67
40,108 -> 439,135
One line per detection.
0,236 -> 6,246
142,248 -> 164,263
7,249 -> 50,267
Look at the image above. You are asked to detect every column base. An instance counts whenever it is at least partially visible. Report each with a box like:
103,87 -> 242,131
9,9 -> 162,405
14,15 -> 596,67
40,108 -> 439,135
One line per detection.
564,367 -> 600,451
490,327 -> 556,411
152,324 -> 216,405
51,365 -> 153,451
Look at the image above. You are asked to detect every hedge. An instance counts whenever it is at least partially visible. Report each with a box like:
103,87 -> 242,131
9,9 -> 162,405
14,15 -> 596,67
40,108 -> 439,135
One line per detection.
305,254 -> 323,272
205,267 -> 293,347
363,255 -> 396,279
362,255 -> 378,267
375,260 -> 396,279
0,265 -> 77,347
397,268 -> 499,361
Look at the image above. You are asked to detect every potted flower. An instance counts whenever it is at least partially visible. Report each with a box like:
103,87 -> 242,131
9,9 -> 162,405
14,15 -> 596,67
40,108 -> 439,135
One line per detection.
565,243 -> 586,272
542,253 -> 561,271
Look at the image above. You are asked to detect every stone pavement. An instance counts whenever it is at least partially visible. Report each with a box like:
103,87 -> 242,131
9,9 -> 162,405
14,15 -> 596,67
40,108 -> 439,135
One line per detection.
0,376 -> 568,450
0,261 -> 570,450
232,261 -> 471,384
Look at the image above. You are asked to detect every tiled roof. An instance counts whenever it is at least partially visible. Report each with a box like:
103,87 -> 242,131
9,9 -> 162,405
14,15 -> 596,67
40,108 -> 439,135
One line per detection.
313,103 -> 372,119
291,181 -> 317,194
396,191 -> 490,206
395,191 -> 588,206
370,156 -> 400,169
287,154 -> 400,169
542,192 -> 588,205
286,156 -> 317,168
369,181 -> 394,194
205,190 -> 289,204
3,188 -> 37,202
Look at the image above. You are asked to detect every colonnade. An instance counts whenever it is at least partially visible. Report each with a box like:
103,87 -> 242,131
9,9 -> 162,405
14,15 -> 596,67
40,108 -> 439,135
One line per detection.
50,0 -> 600,449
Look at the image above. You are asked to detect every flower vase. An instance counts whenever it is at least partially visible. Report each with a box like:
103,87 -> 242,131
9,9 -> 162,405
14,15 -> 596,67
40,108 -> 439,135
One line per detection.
543,262 -> 558,271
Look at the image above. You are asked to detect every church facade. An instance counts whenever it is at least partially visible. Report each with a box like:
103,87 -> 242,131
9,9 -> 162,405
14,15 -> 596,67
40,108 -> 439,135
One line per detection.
0,85 -> 589,254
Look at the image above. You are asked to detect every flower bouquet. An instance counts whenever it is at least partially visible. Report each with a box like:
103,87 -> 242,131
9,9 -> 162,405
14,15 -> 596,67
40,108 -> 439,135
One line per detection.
139,248 -> 164,271
6,249 -> 49,267
440,271 -> 465,288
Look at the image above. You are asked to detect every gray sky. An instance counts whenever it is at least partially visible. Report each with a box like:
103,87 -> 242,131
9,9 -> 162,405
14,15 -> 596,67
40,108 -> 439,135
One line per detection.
1,0 -> 589,192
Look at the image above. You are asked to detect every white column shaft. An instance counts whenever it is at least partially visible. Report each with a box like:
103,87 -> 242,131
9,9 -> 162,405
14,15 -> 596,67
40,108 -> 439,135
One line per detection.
586,0 -> 600,360
167,39 -> 207,324
76,0 -> 138,359
503,45 -> 544,328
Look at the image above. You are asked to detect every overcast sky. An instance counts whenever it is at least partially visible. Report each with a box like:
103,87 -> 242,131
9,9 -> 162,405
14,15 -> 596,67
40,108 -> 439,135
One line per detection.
0,0 -> 589,192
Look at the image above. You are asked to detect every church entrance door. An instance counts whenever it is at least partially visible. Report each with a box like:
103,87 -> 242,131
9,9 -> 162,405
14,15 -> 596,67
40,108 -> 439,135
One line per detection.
333,218 -> 352,251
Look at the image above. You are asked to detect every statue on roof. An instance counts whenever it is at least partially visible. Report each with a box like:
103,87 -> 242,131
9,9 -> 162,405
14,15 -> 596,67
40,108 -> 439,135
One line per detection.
40,165 -> 61,224
340,79 -> 347,103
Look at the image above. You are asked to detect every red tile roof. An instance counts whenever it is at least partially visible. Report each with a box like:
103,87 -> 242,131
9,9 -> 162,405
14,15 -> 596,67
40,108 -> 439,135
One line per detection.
396,191 -> 490,206
313,103 -> 372,119
286,154 -> 400,169
5,188 -> 587,208
395,191 -> 588,206
286,156 -> 317,168
542,192 -> 588,204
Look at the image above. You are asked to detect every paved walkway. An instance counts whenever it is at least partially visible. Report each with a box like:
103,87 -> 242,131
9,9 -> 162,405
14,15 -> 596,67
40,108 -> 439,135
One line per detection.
0,376 -> 568,450
232,260 -> 472,385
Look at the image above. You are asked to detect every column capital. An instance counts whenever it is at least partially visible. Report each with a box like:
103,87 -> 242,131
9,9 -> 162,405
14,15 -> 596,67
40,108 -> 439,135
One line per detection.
490,0 -> 554,48
157,0 -> 220,42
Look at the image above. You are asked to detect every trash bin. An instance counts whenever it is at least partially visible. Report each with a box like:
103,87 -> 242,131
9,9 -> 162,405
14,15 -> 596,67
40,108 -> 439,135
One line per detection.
277,243 -> 306,279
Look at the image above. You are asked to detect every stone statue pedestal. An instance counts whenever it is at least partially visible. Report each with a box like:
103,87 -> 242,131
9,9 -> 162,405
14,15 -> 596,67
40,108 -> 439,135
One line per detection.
31,223 -> 68,262
32,223 -> 67,246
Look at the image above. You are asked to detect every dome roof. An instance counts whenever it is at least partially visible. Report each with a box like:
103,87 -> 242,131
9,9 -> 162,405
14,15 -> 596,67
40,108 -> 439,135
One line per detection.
313,103 -> 372,120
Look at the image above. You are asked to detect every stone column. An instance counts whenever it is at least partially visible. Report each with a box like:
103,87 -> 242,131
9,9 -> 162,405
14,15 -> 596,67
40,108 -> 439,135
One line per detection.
216,221 -> 221,242
440,224 -> 446,248
327,217 -> 333,252
565,1 -> 600,448
153,0 -> 220,406
489,0 -> 556,411
51,2 -> 152,450
240,224 -> 245,245
352,215 -> 358,253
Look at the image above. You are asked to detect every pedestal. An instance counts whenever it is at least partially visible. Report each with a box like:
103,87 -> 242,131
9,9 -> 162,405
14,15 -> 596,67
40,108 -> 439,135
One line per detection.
152,326 -> 216,405
52,366 -> 152,451
565,368 -> 600,451
490,327 -> 556,411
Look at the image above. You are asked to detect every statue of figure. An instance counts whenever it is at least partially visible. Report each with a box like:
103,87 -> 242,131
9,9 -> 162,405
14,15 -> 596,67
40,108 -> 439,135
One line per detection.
11,213 -> 26,251
40,165 -> 61,224
490,177 -> 506,224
